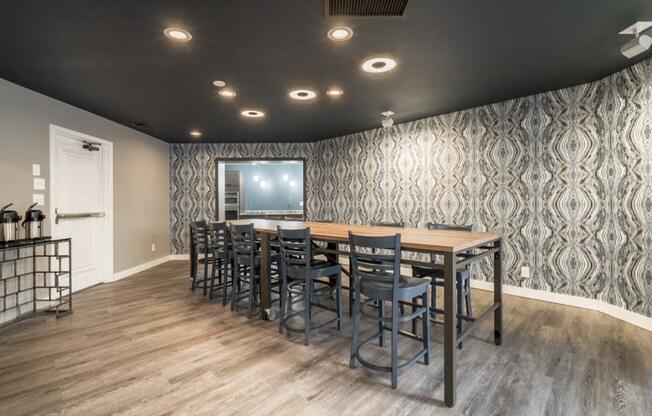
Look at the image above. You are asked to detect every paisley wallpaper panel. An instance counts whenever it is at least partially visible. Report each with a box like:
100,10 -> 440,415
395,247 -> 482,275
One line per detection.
170,59 -> 652,317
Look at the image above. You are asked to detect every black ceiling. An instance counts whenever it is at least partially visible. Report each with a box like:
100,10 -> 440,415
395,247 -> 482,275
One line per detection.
1,0 -> 651,143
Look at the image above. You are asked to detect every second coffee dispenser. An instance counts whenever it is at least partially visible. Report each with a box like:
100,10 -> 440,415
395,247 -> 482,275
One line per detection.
23,202 -> 46,239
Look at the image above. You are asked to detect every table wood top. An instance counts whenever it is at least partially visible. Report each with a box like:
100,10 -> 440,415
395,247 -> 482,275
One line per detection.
227,219 -> 500,253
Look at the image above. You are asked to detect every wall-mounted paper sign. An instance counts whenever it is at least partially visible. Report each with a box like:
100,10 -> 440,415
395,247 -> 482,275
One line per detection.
32,164 -> 40,176
33,194 -> 45,206
33,177 -> 45,190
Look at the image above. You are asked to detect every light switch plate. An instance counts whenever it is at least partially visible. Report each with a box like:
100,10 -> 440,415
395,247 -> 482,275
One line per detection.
33,177 -> 45,190
32,164 -> 40,176
521,266 -> 530,278
33,194 -> 45,206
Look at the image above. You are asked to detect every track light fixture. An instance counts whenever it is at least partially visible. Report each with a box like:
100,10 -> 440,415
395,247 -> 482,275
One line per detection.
381,111 -> 394,128
619,21 -> 652,59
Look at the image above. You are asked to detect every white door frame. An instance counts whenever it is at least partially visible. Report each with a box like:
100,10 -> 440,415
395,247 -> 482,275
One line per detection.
49,124 -> 114,285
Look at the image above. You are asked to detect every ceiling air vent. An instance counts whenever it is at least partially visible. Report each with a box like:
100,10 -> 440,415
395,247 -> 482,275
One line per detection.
325,0 -> 410,17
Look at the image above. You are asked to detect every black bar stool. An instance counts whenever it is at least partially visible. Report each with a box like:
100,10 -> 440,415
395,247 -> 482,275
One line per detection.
189,221 -> 214,296
230,223 -> 281,318
349,232 -> 430,389
208,221 -> 233,305
277,226 -> 343,346
412,223 -> 476,347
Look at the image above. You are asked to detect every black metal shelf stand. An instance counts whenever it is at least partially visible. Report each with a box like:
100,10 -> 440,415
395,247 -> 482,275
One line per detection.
0,237 -> 72,327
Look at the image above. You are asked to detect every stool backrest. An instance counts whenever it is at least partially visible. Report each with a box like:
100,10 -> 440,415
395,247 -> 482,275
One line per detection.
277,227 -> 311,273
230,223 -> 256,259
426,223 -> 477,265
209,221 -> 229,254
371,221 -> 405,228
348,232 -> 401,298
190,220 -> 209,252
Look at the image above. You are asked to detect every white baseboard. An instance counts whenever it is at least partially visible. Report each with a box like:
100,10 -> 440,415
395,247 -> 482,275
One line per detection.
111,255 -> 176,281
470,279 -> 652,332
169,254 -> 190,261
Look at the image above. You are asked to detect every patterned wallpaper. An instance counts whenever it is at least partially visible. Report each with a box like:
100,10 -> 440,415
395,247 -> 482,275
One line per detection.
170,58 -> 652,317
170,143 -> 311,254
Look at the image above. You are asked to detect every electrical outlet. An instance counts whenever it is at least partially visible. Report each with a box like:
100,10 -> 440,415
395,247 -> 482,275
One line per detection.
151,243 -> 156,252
521,266 -> 530,278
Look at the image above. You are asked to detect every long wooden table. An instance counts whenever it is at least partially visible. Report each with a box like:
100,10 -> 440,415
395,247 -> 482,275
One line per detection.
228,219 -> 503,408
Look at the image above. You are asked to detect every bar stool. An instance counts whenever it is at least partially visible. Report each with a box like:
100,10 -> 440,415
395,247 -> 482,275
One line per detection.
230,223 -> 281,318
411,223 -> 476,347
349,232 -> 430,389
208,221 -> 233,305
189,221 -> 214,296
277,226 -> 343,346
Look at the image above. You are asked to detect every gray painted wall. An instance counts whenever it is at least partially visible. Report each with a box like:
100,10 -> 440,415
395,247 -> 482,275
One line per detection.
0,78 -> 170,273
170,58 -> 652,318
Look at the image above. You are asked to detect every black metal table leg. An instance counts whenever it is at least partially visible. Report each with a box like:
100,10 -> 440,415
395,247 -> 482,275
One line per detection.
443,251 -> 457,407
260,232 -> 272,320
494,239 -> 503,345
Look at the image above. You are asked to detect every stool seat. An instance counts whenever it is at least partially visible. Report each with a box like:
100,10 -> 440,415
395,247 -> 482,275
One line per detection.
361,275 -> 429,301
287,260 -> 341,280
412,266 -> 470,281
235,252 -> 281,265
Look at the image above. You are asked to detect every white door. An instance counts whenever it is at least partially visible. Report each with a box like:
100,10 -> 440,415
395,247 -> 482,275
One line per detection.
51,126 -> 112,292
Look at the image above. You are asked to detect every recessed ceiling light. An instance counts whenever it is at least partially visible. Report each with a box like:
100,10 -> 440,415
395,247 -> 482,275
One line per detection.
327,26 -> 353,41
219,88 -> 236,98
289,89 -> 317,100
241,109 -> 265,118
326,88 -> 344,97
163,27 -> 192,42
189,130 -> 202,137
212,80 -> 226,87
361,57 -> 397,73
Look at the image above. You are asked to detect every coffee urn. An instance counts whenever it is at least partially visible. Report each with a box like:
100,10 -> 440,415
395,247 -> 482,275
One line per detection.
0,203 -> 22,242
23,203 -> 46,239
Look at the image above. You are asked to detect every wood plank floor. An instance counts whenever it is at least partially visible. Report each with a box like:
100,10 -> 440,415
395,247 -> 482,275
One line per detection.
0,260 -> 650,416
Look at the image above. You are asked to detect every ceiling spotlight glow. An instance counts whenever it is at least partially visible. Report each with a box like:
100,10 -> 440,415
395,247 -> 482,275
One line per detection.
218,88 -> 236,97
260,180 -> 268,188
289,180 -> 297,187
241,109 -> 265,118
253,175 -> 260,182
163,27 -> 192,41
189,130 -> 202,137
283,174 -> 289,182
212,80 -> 226,87
327,26 -> 353,41
289,89 -> 317,100
361,57 -> 397,73
326,88 -> 344,97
